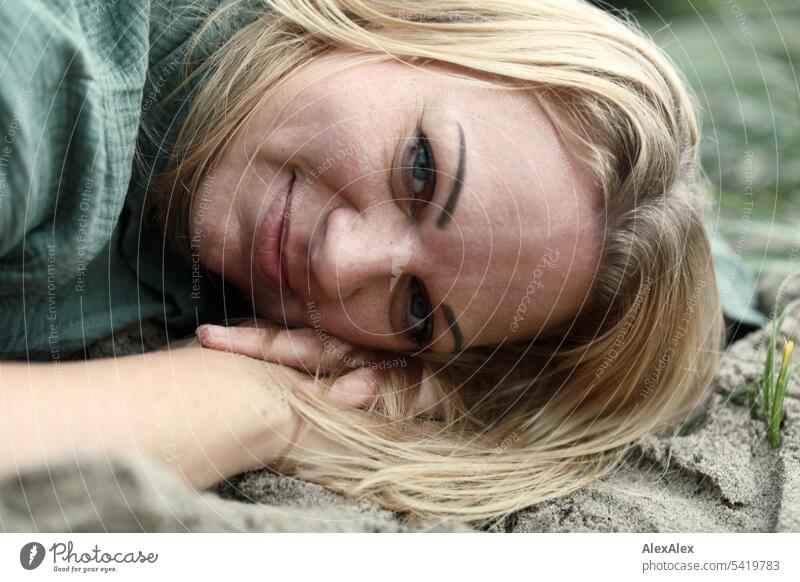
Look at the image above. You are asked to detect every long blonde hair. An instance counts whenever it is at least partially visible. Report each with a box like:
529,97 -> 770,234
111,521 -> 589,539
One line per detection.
149,0 -> 724,524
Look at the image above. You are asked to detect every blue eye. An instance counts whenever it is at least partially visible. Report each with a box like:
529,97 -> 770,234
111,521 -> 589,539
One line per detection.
411,136 -> 434,193
405,133 -> 436,214
405,277 -> 433,348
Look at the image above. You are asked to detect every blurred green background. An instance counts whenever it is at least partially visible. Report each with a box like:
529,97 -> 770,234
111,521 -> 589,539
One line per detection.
601,0 -> 800,300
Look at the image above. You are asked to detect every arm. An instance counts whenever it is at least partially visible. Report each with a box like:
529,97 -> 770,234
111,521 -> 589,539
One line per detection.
0,346 -> 298,489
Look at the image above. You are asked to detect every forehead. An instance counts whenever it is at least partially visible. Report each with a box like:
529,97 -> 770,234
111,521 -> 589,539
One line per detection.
324,59 -> 586,226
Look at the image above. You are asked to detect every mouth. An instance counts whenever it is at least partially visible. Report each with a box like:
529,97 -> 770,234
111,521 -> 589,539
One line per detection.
255,171 -> 296,295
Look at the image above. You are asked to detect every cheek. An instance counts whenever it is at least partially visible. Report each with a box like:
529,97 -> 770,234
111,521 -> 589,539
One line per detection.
307,140 -> 391,209
310,292 -> 397,347
292,107 -> 399,188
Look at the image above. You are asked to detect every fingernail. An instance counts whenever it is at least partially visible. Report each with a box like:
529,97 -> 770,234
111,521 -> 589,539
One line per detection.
196,324 -> 228,347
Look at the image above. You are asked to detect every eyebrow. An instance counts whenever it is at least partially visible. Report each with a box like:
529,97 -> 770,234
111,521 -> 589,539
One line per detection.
431,123 -> 465,350
436,121 -> 465,229
441,304 -> 463,352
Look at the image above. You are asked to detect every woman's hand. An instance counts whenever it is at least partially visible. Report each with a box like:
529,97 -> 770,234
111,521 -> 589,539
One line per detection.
196,320 -> 443,418
196,321 -> 382,410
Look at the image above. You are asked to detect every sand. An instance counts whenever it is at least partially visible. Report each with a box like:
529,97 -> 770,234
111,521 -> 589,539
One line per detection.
2,314 -> 799,532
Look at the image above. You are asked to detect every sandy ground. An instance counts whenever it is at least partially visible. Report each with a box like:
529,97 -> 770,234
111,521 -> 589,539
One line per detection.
2,313 -> 799,532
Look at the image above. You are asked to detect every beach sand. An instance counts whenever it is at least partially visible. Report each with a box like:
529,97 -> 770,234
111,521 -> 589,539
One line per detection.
2,313 -> 799,532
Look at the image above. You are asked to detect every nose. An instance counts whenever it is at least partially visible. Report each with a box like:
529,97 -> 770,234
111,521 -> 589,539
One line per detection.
310,205 -> 416,300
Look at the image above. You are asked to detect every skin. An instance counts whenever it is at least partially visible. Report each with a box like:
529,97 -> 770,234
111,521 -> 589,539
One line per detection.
192,48 -> 601,356
0,347 -> 305,489
0,49 -> 604,490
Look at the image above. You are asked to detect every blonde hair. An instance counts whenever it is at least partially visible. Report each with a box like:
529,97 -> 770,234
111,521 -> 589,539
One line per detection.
149,0 -> 724,524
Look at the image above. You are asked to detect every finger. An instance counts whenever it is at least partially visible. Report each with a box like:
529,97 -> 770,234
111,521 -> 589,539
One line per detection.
196,323 -> 363,374
196,323 -> 279,359
413,374 -> 442,418
304,366 -> 379,409
226,320 -> 379,370
405,364 -> 445,419
197,323 -> 320,372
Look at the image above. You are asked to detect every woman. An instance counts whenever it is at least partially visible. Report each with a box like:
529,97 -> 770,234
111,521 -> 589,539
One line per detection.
0,0 -> 736,523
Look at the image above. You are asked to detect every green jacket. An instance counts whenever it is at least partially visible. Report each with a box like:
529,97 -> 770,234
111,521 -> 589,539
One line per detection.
0,0 -> 765,359
0,0 -> 259,359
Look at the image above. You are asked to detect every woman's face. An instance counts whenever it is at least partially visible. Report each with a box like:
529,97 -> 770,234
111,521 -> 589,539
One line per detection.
191,48 -> 601,353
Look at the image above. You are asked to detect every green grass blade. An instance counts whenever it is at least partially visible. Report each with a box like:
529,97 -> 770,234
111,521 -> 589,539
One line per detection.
762,342 -> 774,420
770,369 -> 790,448
762,297 -> 800,421
770,341 -> 793,448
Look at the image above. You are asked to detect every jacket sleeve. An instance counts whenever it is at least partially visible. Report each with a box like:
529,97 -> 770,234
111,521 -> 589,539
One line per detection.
0,0 -> 148,290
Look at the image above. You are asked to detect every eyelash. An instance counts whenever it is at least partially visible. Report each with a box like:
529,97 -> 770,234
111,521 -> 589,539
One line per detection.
402,132 -> 437,216
398,132 -> 436,348
403,276 -> 434,349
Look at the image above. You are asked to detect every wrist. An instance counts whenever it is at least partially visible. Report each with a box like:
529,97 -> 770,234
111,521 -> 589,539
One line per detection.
171,347 -> 300,487
235,357 -> 302,473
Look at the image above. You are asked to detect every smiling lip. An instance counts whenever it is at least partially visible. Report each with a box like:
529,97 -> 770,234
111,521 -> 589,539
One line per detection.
255,172 -> 296,295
